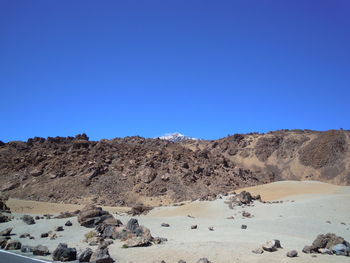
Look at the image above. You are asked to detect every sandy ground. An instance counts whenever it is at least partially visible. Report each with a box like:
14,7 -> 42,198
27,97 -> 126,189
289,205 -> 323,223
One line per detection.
1,180 -> 350,263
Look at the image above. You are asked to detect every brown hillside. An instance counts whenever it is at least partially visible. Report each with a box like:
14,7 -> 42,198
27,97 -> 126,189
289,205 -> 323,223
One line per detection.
0,129 -> 349,206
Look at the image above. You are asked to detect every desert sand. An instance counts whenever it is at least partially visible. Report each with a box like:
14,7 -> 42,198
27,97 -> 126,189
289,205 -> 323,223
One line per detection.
1,180 -> 350,263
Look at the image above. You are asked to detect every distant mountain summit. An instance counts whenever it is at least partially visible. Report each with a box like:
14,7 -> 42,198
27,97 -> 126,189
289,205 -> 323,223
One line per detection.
158,132 -> 199,142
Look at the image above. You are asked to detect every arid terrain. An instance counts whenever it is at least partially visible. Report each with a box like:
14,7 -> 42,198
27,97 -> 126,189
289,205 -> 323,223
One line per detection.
0,181 -> 349,262
0,129 -> 349,207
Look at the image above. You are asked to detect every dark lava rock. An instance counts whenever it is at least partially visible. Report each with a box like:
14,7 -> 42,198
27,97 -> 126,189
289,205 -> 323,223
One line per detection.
0,213 -> 10,223
78,204 -> 113,228
287,250 -> 298,257
5,240 -> 21,250
21,245 -> 34,253
41,232 -> 49,238
241,225 -> 247,229
33,245 -> 50,256
0,227 -> 13,236
65,220 -> 73,226
161,223 -> 170,227
55,226 -> 64,231
52,243 -> 77,262
78,247 -> 93,262
90,247 -> 114,263
0,238 -> 8,249
22,215 -> 35,225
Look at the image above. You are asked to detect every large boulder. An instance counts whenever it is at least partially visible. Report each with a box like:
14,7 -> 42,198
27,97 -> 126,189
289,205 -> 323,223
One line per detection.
90,247 -> 114,263
0,213 -> 10,223
52,243 -> 77,262
5,240 -> 21,250
0,238 -> 8,249
22,215 -> 35,225
0,227 -> 12,236
303,233 -> 350,256
78,205 -> 113,228
33,245 -> 50,256
95,217 -> 123,239
21,245 -> 34,253
78,247 -> 93,262
128,204 -> 152,216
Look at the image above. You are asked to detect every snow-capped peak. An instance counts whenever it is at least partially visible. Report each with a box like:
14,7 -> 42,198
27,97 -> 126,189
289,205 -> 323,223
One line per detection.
158,132 -> 198,142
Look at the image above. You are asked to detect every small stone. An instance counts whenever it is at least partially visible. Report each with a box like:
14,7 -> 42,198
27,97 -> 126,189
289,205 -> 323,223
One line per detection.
21,245 -> 34,253
208,226 -> 214,231
161,223 -> 170,227
191,225 -> 198,229
178,260 -> 187,263
252,248 -> 264,254
241,224 -> 247,229
197,258 -> 211,263
54,226 -> 64,231
262,240 -> 282,252
286,250 -> 298,257
65,220 -> 73,226
41,232 -> 49,238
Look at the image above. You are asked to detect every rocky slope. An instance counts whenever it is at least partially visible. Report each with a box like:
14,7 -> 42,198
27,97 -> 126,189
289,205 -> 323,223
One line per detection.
0,129 -> 349,206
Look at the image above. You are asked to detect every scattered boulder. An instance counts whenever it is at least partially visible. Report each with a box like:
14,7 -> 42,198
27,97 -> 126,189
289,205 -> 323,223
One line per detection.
19,233 -> 32,239
242,211 -> 252,218
90,247 -> 114,263
252,247 -> 264,254
303,233 -> 350,256
41,232 -> 49,238
33,245 -> 50,256
22,215 -> 35,225
5,240 -> 21,250
191,225 -> 198,229
0,238 -> 8,249
287,250 -> 298,257
262,240 -> 282,252
65,220 -> 73,226
55,226 -> 64,231
128,204 -> 152,216
78,204 -> 113,228
21,245 -> 34,253
0,227 -> 12,236
225,191 -> 262,209
208,226 -> 214,231
197,258 -> 211,263
52,243 -> 77,262
153,237 -> 168,244
78,247 -> 93,262
161,223 -> 170,227
0,213 -> 10,223
241,225 -> 247,229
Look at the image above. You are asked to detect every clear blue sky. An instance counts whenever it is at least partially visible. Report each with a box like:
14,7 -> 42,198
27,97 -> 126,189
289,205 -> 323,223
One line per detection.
1,0 -> 349,142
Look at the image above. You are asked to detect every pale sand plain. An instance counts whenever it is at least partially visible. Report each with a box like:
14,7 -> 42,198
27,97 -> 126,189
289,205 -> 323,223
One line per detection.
1,181 -> 350,263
